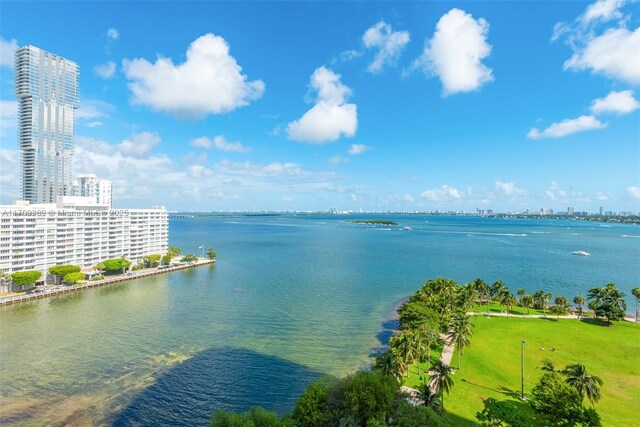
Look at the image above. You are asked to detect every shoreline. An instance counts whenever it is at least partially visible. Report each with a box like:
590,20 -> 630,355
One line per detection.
0,258 -> 215,307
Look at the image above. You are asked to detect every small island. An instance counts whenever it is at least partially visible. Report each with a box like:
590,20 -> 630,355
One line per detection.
347,219 -> 398,226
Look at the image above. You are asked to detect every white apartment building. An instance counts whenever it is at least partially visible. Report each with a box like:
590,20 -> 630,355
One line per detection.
0,199 -> 168,282
74,174 -> 113,208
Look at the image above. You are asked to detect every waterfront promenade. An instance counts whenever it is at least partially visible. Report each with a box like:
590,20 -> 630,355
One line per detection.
0,258 -> 215,306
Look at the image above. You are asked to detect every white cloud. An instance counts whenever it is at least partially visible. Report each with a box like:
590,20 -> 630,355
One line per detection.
94,61 -> 116,79
596,192 -> 610,201
123,33 -> 265,118
262,162 -> 303,176
86,121 -> 104,128
421,185 -> 463,202
494,180 -> 527,197
286,66 -> 357,143
106,28 -> 119,40
190,135 -> 251,153
0,100 -> 18,137
564,27 -> 640,85
628,186 -> 640,199
337,49 -> 363,63
590,90 -> 639,115
0,148 -> 19,203
412,8 -> 493,95
581,0 -> 626,25
330,155 -> 350,164
118,132 -> 161,158
74,134 -> 345,209
0,37 -> 18,68
527,115 -> 607,139
188,165 -> 213,178
362,21 -> 410,73
403,194 -> 415,203
76,99 -> 115,121
348,144 -> 370,155
554,1 -> 639,85
546,181 -> 568,201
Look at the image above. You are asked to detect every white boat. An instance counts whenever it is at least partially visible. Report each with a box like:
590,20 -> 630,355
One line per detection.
572,250 -> 590,256
403,226 -> 412,231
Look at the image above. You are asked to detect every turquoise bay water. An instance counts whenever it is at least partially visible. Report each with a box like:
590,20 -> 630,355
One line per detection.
0,215 -> 638,425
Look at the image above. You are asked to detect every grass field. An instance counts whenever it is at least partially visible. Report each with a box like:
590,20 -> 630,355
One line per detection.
417,316 -> 639,426
471,301 -> 560,317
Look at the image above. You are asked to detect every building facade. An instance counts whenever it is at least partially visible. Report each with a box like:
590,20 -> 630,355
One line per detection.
15,46 -> 79,204
0,200 -> 168,281
75,174 -> 113,208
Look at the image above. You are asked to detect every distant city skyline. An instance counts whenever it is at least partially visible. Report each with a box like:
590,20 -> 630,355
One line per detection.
1,1 -> 639,212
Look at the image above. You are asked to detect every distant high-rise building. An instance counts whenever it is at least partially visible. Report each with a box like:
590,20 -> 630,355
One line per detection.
567,206 -> 575,215
15,45 -> 79,204
599,206 -> 604,216
76,174 -> 113,208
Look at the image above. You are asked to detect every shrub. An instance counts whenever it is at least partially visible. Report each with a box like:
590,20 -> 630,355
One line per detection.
100,258 -> 131,274
64,272 -> 86,285
180,254 -> 198,263
49,265 -> 80,284
90,274 -> 104,281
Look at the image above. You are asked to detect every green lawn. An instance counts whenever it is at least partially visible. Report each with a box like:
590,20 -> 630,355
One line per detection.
471,301 -> 555,317
439,316 -> 640,426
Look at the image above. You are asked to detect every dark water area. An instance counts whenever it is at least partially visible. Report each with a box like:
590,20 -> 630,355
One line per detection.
111,348 -> 321,426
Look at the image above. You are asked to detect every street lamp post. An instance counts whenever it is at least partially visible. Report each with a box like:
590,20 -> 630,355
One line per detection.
521,339 -> 526,400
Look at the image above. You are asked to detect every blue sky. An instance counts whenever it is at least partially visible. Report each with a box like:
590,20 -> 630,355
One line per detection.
1,0 -> 639,212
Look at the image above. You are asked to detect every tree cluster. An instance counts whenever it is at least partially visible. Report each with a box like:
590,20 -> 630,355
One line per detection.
10,271 -> 42,288
48,265 -> 80,285
210,371 -> 449,427
587,283 -> 627,323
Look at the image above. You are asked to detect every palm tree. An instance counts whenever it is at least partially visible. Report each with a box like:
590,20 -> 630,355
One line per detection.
417,323 -> 440,371
456,284 -> 477,314
534,290 -> 552,317
498,290 -> 518,318
555,296 -> 569,308
428,360 -> 454,409
506,293 -> 518,317
573,295 -> 585,319
632,287 -> 640,322
411,329 -> 429,379
587,287 -> 604,316
473,278 -> 490,316
562,364 -> 603,406
417,381 -> 442,409
521,295 -> 534,315
538,359 -> 556,372
374,351 -> 399,381
391,346 -> 408,379
425,333 -> 444,371
448,315 -> 473,369
490,280 -> 506,300
588,283 -> 627,323
390,333 -> 415,378
517,288 -> 526,304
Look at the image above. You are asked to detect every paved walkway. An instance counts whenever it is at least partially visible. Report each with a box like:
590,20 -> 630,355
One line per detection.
0,259 -> 215,306
402,332 -> 456,401
469,311 -> 637,323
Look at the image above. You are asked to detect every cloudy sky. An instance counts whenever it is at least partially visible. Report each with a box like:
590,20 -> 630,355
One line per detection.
0,0 -> 639,212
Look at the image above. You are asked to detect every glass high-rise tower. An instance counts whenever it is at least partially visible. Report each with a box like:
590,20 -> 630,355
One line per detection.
15,45 -> 79,204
